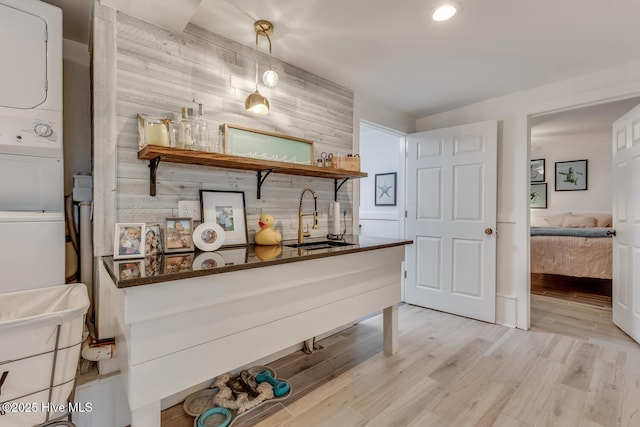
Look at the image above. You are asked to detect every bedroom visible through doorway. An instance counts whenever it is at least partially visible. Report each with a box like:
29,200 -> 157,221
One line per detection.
528,98 -> 640,315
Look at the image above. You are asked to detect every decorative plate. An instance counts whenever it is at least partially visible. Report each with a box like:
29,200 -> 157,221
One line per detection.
193,222 -> 225,251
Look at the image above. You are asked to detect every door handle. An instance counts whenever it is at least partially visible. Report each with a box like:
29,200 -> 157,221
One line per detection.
607,229 -> 616,237
485,228 -> 493,235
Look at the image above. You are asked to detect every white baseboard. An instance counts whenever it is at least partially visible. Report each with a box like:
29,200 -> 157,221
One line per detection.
496,293 -> 518,328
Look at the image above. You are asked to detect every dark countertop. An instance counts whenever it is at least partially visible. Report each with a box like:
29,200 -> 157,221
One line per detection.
103,235 -> 413,288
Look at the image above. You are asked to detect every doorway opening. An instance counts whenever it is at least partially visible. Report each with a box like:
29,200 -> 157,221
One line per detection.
528,98 -> 640,319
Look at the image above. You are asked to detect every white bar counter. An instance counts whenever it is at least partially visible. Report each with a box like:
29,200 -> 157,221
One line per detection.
97,236 -> 411,426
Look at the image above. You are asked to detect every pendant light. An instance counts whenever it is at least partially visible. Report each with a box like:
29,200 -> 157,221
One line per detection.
244,20 -> 276,114
245,58 -> 269,114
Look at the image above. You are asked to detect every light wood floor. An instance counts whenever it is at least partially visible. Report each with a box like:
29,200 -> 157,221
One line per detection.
162,297 -> 640,427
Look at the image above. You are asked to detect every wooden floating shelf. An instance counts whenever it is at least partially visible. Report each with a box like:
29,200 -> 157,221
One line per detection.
138,145 -> 367,198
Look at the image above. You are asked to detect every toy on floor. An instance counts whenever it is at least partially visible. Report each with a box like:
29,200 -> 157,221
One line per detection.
255,370 -> 290,397
212,373 -> 274,414
254,214 -> 282,245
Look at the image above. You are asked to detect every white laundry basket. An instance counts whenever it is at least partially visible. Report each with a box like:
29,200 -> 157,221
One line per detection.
0,283 -> 89,427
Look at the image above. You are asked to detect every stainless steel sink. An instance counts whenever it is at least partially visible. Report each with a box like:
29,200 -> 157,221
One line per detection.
285,240 -> 355,250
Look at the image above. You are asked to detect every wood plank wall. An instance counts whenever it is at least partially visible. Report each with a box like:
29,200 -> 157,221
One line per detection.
93,3 -> 355,255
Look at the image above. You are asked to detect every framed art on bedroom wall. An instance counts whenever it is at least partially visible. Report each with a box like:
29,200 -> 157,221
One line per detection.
555,159 -> 587,191
530,159 -> 545,183
530,183 -> 547,209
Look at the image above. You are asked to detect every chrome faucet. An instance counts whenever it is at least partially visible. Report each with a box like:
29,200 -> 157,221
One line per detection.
298,188 -> 319,243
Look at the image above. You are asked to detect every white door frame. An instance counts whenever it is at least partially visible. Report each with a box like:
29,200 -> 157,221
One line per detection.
524,93 -> 640,330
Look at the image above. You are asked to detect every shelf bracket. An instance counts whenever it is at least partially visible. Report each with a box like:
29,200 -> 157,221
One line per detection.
256,169 -> 273,199
334,178 -> 349,201
148,156 -> 162,197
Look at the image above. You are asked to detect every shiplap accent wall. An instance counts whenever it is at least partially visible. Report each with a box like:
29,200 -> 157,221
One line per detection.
93,2 -> 355,255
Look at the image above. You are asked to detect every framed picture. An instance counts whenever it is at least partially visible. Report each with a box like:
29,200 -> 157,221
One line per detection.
114,223 -> 146,259
530,183 -> 547,209
530,159 -> 545,183
114,260 -> 144,280
200,190 -> 248,246
375,172 -> 397,206
164,217 -> 194,253
144,223 -> 163,255
555,159 -> 588,191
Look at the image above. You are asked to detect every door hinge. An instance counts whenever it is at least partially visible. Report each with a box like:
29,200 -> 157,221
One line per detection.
405,210 -> 408,218
404,270 -> 407,278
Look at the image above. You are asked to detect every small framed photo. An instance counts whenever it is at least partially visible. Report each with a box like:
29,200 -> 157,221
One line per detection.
114,260 -> 144,280
555,159 -> 587,191
114,223 -> 146,259
530,159 -> 545,183
200,190 -> 248,246
164,217 -> 194,253
144,223 -> 163,255
375,172 -> 397,206
530,183 -> 547,209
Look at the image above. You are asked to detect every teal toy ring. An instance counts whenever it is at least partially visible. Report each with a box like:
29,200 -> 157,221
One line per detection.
197,407 -> 232,427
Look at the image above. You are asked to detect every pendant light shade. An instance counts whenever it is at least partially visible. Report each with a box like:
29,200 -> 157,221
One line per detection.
245,89 -> 270,114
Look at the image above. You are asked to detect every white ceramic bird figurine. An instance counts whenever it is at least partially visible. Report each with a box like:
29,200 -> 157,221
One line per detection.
255,214 -> 282,245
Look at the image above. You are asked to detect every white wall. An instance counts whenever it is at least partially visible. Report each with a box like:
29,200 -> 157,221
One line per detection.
530,131 -> 611,225
358,122 -> 405,239
416,59 -> 640,329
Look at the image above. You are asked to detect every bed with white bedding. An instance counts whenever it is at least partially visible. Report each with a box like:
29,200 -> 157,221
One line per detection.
530,212 -> 613,280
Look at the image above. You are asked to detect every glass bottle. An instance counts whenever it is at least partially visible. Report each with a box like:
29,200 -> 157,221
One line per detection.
177,107 -> 193,149
192,104 -> 209,152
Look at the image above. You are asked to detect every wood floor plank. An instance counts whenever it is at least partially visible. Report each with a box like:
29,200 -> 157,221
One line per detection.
536,383 -> 588,427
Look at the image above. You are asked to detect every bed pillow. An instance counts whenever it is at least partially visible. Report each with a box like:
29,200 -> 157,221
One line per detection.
586,213 -> 612,227
561,215 -> 597,228
545,212 -> 571,227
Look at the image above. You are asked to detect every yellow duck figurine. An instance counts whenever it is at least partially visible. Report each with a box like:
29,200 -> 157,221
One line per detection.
254,214 -> 282,246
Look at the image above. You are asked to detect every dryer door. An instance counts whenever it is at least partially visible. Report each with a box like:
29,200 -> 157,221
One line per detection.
0,3 -> 48,109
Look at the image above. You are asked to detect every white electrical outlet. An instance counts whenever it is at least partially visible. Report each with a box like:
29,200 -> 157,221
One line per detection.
178,200 -> 201,219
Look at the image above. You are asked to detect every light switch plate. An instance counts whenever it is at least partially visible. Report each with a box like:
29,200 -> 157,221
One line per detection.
178,200 -> 201,220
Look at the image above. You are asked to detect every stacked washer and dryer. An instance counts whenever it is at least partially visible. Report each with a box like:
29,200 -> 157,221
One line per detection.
0,0 -> 65,292
1,2 -> 90,426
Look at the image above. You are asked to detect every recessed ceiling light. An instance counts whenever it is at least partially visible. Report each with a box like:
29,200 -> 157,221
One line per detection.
432,2 -> 460,22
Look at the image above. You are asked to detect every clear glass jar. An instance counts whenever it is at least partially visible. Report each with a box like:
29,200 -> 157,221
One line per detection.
177,107 -> 193,149
193,104 -> 210,152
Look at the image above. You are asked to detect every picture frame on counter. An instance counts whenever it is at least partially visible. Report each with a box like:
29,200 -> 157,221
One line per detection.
164,217 -> 195,253
114,223 -> 146,259
200,190 -> 249,246
144,223 -> 163,255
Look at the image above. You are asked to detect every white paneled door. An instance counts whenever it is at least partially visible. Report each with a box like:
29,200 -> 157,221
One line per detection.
405,121 -> 497,322
612,104 -> 640,344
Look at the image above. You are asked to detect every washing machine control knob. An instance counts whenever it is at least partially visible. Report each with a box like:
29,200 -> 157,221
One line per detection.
34,123 -> 54,138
